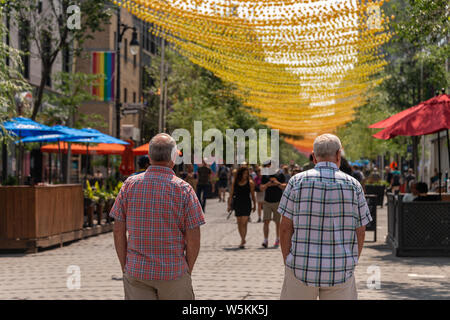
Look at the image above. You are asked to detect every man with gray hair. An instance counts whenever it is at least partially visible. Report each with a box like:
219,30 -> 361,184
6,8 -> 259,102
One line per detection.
110,133 -> 205,300
278,133 -> 372,300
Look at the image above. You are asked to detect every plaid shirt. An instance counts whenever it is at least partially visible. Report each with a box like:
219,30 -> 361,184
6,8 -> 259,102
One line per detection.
278,162 -> 372,287
109,166 -> 205,281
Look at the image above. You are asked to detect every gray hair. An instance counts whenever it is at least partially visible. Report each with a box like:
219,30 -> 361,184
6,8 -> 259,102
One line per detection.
313,134 -> 342,159
148,133 -> 177,162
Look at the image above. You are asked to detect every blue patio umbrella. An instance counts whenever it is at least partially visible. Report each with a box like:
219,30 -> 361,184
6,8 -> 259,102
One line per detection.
66,128 -> 128,145
1,117 -> 57,184
1,117 -> 55,137
16,125 -> 99,144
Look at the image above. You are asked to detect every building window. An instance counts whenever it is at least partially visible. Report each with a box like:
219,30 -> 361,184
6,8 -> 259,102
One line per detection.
133,54 -> 136,69
124,88 -> 128,103
133,92 -> 136,103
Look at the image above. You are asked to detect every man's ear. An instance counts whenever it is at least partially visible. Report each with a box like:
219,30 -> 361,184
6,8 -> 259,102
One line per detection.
312,152 -> 318,164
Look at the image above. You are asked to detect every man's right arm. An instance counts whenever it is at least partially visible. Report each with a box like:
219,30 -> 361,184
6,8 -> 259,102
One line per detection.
185,227 -> 201,274
113,221 -> 127,272
183,186 -> 206,274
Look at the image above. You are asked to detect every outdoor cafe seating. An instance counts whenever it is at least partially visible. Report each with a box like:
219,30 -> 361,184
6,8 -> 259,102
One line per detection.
386,192 -> 450,257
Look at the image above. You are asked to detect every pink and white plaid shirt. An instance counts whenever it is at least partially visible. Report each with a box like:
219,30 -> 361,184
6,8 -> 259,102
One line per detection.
109,166 -> 205,281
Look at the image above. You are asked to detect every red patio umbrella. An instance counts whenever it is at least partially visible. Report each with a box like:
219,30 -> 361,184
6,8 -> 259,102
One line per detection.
369,103 -> 424,129
372,94 -> 450,195
133,143 -> 149,156
372,94 -> 450,139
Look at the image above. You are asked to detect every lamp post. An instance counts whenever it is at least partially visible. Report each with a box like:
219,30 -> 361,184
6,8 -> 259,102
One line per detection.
115,9 -> 139,139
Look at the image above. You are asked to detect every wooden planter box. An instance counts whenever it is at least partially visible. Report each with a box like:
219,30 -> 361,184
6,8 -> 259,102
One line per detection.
386,193 -> 450,257
0,185 -> 84,252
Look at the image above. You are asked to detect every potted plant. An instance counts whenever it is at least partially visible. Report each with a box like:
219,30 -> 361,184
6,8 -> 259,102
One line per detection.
84,180 -> 99,228
93,181 -> 107,225
103,182 -> 116,224
365,180 -> 389,207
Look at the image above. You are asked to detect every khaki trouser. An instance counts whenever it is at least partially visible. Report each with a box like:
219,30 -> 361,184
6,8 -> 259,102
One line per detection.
263,201 -> 281,223
123,272 -> 195,300
280,266 -> 358,300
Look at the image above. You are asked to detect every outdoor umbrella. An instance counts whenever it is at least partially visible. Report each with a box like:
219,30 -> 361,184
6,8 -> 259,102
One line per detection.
1,117 -> 55,137
368,103 -> 425,129
17,125 -> 103,182
133,143 -> 149,156
57,130 -> 128,178
1,117 -> 57,183
372,94 -> 450,194
133,143 -> 183,157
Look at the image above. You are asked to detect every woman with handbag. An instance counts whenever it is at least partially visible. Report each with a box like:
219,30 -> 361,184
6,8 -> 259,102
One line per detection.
228,166 -> 256,249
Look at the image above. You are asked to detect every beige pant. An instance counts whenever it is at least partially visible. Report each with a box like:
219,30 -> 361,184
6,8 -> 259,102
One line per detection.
263,201 -> 281,223
280,266 -> 358,300
123,272 -> 195,300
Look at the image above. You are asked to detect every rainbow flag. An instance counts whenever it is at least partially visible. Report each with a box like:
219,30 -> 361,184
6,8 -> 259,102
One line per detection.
92,51 -> 115,101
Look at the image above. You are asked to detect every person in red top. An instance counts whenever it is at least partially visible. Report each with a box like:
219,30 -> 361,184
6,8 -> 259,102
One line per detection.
110,133 -> 205,300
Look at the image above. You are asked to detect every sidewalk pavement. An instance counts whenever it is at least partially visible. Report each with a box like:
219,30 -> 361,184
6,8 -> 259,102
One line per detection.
0,197 -> 449,300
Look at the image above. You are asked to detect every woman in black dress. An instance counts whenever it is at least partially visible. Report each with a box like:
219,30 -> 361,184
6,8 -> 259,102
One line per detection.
228,167 -> 256,249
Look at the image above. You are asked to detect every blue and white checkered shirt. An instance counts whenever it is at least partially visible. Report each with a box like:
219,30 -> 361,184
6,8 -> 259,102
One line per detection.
278,161 -> 372,287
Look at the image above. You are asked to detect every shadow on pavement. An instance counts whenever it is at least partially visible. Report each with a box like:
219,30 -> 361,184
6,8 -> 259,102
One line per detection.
375,279 -> 450,300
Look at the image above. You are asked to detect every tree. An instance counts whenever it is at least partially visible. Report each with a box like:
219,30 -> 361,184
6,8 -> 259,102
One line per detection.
143,48 -> 306,164
3,0 -> 112,120
337,0 -> 449,168
40,71 -> 106,129
0,5 -> 31,138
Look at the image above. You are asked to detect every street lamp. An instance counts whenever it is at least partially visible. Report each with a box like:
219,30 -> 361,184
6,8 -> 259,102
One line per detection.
115,15 -> 139,139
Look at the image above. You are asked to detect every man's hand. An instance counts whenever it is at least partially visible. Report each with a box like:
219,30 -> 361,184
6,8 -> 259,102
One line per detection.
185,227 -> 201,274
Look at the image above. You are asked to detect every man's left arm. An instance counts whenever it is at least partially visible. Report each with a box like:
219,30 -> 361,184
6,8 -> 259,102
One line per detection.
355,186 -> 373,259
113,221 -> 127,272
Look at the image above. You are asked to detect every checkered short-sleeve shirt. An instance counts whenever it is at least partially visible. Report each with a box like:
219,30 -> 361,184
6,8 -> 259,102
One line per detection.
109,166 -> 205,281
278,162 -> 372,287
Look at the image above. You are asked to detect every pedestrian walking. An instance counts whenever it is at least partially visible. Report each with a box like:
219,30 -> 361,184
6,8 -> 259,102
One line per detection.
218,164 -> 230,202
227,166 -> 256,249
253,165 -> 264,223
260,161 -> 287,248
110,133 -> 205,300
196,159 -> 213,212
278,134 -> 372,300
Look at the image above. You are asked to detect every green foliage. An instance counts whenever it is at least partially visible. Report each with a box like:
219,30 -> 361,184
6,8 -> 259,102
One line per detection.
83,180 -> 99,202
279,139 -> 307,166
40,72 -> 106,128
366,180 -> 390,187
0,6 -> 31,143
143,48 -> 305,163
4,0 -> 112,120
338,0 -> 449,161
337,89 -> 409,160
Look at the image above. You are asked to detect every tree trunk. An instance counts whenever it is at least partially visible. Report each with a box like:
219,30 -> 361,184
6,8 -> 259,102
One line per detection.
31,67 -> 51,120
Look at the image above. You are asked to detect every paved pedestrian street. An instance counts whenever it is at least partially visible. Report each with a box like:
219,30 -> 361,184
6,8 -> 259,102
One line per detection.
0,199 -> 449,300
